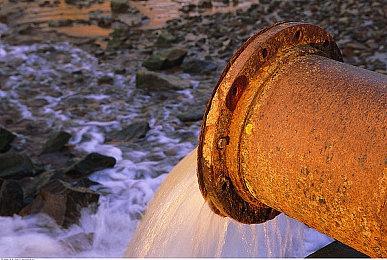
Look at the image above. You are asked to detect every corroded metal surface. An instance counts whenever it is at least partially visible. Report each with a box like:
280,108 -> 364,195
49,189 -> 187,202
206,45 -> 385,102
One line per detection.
197,22 -> 387,257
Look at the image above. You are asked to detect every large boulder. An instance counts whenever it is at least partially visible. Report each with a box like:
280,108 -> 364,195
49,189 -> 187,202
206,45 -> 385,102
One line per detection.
20,179 -> 100,228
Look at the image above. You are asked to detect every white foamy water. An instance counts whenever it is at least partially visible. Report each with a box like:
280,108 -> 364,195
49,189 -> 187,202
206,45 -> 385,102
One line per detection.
0,22 -> 332,257
126,149 -> 334,257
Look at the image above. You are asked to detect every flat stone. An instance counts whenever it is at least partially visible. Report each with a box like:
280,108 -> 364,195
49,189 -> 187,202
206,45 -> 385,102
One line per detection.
136,70 -> 192,91
183,59 -> 217,74
177,109 -> 205,122
113,121 -> 150,141
48,19 -> 72,27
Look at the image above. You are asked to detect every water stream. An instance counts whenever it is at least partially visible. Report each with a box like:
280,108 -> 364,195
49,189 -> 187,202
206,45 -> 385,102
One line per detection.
125,148 -> 334,257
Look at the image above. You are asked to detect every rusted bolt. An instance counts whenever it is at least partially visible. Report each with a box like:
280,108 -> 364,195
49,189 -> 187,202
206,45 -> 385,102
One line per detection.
217,136 -> 229,149
198,22 -> 387,257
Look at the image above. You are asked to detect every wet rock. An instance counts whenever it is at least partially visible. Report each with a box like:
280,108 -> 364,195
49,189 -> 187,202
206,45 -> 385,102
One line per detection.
20,179 -> 99,228
0,180 -> 24,216
64,152 -> 116,178
107,28 -> 133,50
16,24 -> 33,35
182,59 -> 217,74
90,11 -> 112,28
97,75 -> 114,85
155,30 -> 176,48
346,42 -> 367,50
198,0 -> 213,8
180,4 -> 196,13
40,131 -> 72,154
48,19 -> 73,27
177,109 -> 205,122
136,70 -> 192,91
0,152 -> 34,179
0,127 -> 16,153
142,48 -> 187,70
19,170 -> 55,205
113,121 -> 150,141
60,232 -> 95,252
111,0 -> 130,13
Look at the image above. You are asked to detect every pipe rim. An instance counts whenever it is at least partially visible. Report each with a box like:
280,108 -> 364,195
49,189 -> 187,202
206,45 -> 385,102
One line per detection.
197,21 -> 343,224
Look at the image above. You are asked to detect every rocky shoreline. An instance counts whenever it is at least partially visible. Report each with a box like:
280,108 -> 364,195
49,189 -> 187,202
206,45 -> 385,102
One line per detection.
0,0 -> 386,231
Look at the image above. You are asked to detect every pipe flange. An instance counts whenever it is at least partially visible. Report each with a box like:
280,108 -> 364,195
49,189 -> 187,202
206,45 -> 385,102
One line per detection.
197,22 -> 342,224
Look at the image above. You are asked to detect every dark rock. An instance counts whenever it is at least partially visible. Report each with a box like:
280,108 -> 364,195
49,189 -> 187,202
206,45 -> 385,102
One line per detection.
182,59 -> 217,74
177,109 -> 205,122
90,10 -> 112,28
64,152 -> 116,178
0,152 -> 34,179
74,178 -> 101,189
307,241 -> 369,258
0,127 -> 16,153
19,170 -> 55,205
40,131 -> 72,154
198,0 -> 212,8
136,70 -> 192,91
48,19 -> 72,27
155,30 -> 176,48
107,28 -> 131,50
111,0 -> 130,13
113,121 -> 150,141
97,75 -> 114,85
180,3 -> 196,13
142,48 -> 187,70
20,179 -> 99,228
17,24 -> 33,35
0,180 -> 24,216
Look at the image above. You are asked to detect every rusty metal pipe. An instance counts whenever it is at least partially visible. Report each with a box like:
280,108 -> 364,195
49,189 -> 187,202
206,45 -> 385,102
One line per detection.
197,22 -> 387,257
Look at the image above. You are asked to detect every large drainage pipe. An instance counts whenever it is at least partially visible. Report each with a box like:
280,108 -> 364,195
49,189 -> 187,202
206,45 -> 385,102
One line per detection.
197,22 -> 387,257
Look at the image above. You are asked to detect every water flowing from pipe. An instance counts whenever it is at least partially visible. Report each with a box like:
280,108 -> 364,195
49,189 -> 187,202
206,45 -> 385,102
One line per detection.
125,148 -> 334,257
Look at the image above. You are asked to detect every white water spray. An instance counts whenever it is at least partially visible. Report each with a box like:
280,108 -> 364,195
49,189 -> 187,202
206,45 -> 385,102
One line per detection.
125,148 -> 333,257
